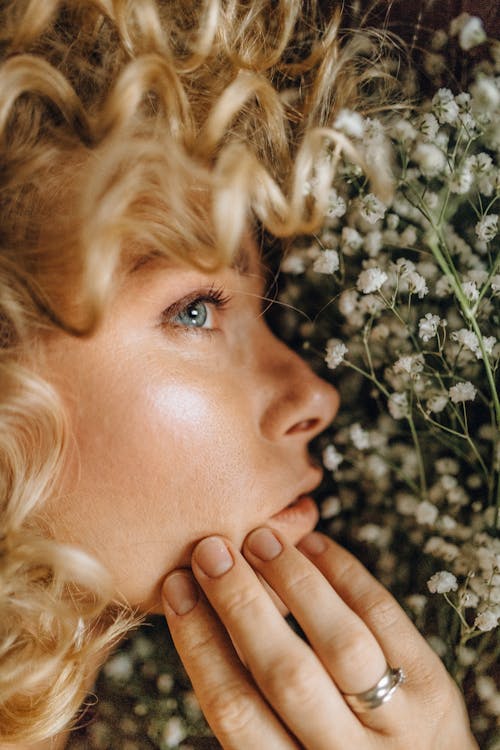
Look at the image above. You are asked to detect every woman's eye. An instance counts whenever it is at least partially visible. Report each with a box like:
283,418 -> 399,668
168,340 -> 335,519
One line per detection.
173,300 -> 211,328
161,286 -> 231,332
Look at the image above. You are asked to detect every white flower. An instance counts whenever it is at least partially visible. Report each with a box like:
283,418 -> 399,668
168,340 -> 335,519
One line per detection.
416,500 -> 439,525
427,571 -> 459,594
432,88 -> 460,125
162,716 -> 186,747
388,392 -> 409,419
322,444 -> 343,471
427,394 -> 448,413
412,142 -> 447,177
451,328 -> 481,358
281,251 -> 306,274
392,118 -> 417,143
471,76 -> 500,113
325,339 -> 348,369
393,354 -> 425,377
419,313 -> 441,342
350,422 -> 370,450
406,271 -> 428,298
356,267 -> 387,294
450,14 -> 487,51
326,188 -> 347,218
462,280 -> 479,301
334,109 -> 365,138
313,249 -> 340,274
491,275 -> 500,294
450,168 -> 474,194
449,381 -> 477,403
475,214 -> 498,242
341,226 -> 363,254
320,495 -> 342,519
364,230 -> 383,257
338,289 -> 359,317
103,653 -> 134,681
419,112 -> 440,140
474,610 -> 499,632
360,193 -> 387,224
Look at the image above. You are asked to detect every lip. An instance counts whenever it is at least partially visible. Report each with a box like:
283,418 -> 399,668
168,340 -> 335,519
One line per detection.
265,466 -> 323,542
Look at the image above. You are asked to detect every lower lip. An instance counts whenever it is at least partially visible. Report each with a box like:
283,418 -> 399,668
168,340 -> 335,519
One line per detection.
268,495 -> 319,537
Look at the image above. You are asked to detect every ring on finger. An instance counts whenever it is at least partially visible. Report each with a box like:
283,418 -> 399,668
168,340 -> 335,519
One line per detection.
343,664 -> 405,712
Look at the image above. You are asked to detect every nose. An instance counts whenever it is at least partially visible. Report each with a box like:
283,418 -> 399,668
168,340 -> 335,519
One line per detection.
257,328 -> 340,442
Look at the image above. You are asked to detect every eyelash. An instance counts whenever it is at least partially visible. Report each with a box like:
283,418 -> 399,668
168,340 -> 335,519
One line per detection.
160,285 -> 232,332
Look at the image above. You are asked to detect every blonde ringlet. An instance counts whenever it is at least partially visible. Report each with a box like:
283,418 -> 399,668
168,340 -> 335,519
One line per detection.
0,0 -> 401,742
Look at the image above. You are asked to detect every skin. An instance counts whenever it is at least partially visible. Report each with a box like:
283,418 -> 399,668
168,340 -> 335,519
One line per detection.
40,239 -> 338,612
35,239 -> 478,749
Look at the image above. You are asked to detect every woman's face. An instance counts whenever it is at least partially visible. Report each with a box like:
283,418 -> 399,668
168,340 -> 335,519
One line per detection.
41,240 -> 339,612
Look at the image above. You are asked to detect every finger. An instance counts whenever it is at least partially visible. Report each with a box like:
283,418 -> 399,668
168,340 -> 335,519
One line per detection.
242,527 -> 388,696
191,536 -> 363,750
162,569 -> 299,750
297,532 -> 447,683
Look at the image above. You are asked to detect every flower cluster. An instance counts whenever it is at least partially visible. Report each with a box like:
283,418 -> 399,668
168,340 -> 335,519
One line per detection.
279,17 -> 500,747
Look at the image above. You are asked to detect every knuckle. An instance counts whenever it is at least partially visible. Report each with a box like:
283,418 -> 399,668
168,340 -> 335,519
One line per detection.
331,625 -> 374,665
361,594 -> 401,633
263,655 -> 318,710
285,568 -> 317,598
204,681 -> 258,738
220,585 -> 261,620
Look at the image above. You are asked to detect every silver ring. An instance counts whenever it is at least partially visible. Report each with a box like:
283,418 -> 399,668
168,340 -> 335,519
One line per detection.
343,664 -> 405,712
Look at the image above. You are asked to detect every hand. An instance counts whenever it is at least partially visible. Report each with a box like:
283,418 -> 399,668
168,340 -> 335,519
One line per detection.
162,529 -> 478,750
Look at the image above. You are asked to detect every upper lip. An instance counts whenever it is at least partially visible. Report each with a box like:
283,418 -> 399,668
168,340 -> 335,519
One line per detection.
272,465 -> 324,515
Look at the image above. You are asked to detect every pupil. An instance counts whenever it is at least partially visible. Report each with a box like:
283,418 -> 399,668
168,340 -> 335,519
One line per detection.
186,301 -> 207,326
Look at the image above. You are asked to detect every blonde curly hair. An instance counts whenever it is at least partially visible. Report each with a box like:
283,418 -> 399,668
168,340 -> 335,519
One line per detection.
0,0 -> 400,743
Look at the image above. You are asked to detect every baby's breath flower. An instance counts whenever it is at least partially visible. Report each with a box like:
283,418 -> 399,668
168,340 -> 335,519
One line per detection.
427,394 -> 448,414
356,267 -> 387,294
419,112 -> 440,141
416,500 -> 439,525
334,109 -> 365,138
450,14 -> 487,51
350,422 -> 370,450
491,274 -> 500,294
320,495 -> 342,519
406,271 -> 429,298
313,248 -> 339,274
462,280 -> 479,301
432,88 -> 460,125
475,214 -> 498,242
474,610 -> 499,632
341,226 -> 363,254
326,188 -> 347,218
393,354 -> 425,377
419,313 -> 441,342
338,289 -> 358,317
364,230 -> 383,257
449,381 -> 477,403
281,251 -> 306,274
388,392 -> 409,419
325,339 -> 348,369
427,571 -> 459,594
359,193 -> 387,224
322,444 -> 343,471
470,76 -> 500,113
412,142 -> 447,177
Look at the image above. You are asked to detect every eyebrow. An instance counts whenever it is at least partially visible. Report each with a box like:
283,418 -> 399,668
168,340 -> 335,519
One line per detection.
128,243 -> 253,276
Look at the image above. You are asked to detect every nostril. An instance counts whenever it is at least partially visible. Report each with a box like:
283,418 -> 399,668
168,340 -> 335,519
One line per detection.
286,418 -> 319,435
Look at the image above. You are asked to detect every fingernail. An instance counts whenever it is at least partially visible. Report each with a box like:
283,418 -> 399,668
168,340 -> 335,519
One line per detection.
299,532 -> 327,556
246,527 -> 282,561
162,570 -> 199,616
194,537 -> 234,578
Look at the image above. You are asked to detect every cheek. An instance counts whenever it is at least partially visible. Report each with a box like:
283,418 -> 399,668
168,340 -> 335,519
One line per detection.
65,368 -> 256,557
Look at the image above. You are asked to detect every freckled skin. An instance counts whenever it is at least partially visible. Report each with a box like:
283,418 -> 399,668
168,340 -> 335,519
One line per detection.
40,245 -> 339,611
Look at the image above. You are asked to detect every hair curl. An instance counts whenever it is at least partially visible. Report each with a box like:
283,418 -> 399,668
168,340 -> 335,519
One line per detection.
0,0 -> 402,743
